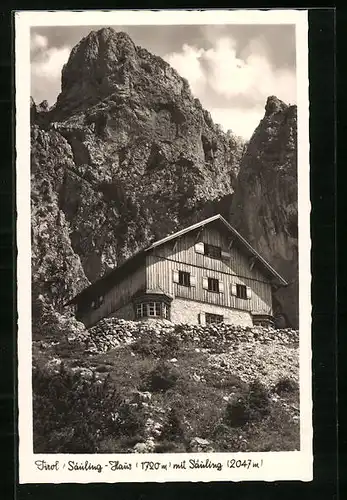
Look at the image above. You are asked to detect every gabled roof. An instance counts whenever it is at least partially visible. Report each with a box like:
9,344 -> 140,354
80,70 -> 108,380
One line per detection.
67,214 -> 288,305
148,214 -> 287,285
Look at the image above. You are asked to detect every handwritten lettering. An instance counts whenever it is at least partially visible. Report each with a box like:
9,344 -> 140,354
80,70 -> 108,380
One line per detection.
35,460 -> 59,471
68,460 -> 103,473
109,460 -> 132,471
189,458 -> 223,472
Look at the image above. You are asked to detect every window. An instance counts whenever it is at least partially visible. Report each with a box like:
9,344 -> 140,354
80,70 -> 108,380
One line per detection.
208,277 -> 219,293
179,270 -> 190,287
90,295 -> 104,310
136,303 -> 147,318
206,313 -> 224,324
162,303 -> 169,319
148,302 -> 161,317
135,301 -> 170,319
236,284 -> 247,299
204,243 -> 222,259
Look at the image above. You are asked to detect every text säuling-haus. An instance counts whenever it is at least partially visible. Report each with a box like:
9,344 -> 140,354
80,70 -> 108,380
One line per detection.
67,214 -> 288,328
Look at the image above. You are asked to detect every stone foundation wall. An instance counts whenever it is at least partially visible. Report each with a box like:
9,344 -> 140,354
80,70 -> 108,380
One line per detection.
170,298 -> 253,327
108,298 -> 253,327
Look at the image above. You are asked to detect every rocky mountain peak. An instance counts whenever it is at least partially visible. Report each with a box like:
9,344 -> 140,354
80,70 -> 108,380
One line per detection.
265,95 -> 288,117
58,28 -> 138,109
31,29 -> 247,301
231,98 -> 298,327
54,27 -> 193,120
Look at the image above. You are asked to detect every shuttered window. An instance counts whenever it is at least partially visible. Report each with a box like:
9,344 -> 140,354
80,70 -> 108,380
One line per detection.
173,270 -> 196,287
208,277 -> 219,293
203,277 -> 223,293
236,284 -> 247,299
231,283 -> 252,300
178,270 -> 190,287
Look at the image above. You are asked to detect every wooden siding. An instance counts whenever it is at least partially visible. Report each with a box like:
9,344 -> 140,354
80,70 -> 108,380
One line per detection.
78,267 -> 145,327
152,224 -> 267,280
145,223 -> 273,315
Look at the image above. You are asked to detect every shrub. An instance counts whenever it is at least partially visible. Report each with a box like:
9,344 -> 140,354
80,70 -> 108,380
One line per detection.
94,364 -> 110,373
225,395 -> 250,427
274,376 -> 299,394
155,440 -> 187,453
248,380 -> 271,419
145,361 -> 180,392
114,402 -> 147,438
132,336 -> 159,357
32,365 -> 146,453
162,330 -> 181,357
98,434 -> 144,453
205,371 -> 247,390
224,380 -> 270,428
160,407 -> 185,442
132,331 -> 181,359
212,423 -> 247,452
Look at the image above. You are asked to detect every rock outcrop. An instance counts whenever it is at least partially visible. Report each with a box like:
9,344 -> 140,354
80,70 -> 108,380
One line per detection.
31,27 -> 245,309
230,96 -> 298,327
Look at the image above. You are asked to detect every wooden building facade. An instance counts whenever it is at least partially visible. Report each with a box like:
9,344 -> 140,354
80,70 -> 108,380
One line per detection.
68,215 -> 288,328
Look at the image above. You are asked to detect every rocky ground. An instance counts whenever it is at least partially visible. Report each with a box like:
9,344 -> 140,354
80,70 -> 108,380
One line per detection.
32,316 -> 300,454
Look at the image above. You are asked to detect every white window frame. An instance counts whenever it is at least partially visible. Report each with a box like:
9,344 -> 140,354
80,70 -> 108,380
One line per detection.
135,301 -> 169,319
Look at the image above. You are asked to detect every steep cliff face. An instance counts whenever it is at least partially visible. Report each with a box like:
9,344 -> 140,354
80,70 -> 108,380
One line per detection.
31,125 -> 90,310
31,28 -> 297,327
230,96 -> 298,327
31,27 -> 245,308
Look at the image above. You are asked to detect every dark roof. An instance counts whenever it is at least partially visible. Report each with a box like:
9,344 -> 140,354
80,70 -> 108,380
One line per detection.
67,214 -> 288,305
66,250 -> 146,305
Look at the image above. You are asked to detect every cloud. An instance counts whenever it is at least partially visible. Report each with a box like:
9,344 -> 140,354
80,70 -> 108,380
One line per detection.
31,34 -> 71,105
30,28 -> 296,138
165,43 -> 206,96
164,35 -> 296,138
31,33 -> 48,52
209,106 -> 264,140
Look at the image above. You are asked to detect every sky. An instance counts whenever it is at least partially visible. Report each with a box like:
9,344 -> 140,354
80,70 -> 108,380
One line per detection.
30,24 -> 296,140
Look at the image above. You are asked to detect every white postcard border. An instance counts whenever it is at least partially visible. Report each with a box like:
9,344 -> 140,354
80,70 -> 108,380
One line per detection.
16,8 -> 312,483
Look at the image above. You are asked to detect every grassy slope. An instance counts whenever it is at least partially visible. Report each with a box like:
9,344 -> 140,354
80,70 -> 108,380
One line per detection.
32,327 -> 299,454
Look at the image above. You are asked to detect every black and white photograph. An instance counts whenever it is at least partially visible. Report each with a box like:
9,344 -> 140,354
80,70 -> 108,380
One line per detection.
16,9 -> 311,483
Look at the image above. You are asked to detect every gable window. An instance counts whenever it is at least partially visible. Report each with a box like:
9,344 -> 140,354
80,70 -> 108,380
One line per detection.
206,313 -> 224,324
208,277 -> 219,293
178,270 -> 190,287
204,243 -> 222,259
236,284 -> 247,299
